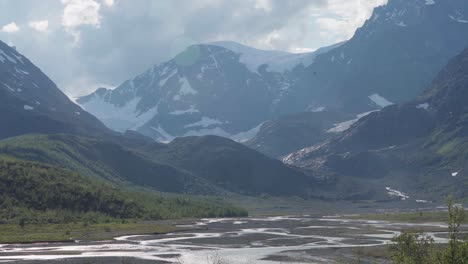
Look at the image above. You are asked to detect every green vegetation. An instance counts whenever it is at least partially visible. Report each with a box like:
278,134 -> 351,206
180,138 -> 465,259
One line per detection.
0,156 -> 247,227
348,210 -> 468,223
0,134 -> 199,194
0,222 -> 177,243
389,197 -> 468,264
390,232 -> 435,264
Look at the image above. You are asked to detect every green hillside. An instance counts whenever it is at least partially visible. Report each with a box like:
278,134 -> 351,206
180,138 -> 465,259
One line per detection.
0,156 -> 247,225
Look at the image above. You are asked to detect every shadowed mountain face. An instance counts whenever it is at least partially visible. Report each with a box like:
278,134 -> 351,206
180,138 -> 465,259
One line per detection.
138,135 -> 317,196
0,41 -> 112,140
284,47 -> 468,202
285,0 -> 468,114
245,111 -> 353,158
0,134 -> 318,197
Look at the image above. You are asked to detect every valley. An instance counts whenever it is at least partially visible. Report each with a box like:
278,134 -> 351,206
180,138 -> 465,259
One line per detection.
1,0 -> 468,262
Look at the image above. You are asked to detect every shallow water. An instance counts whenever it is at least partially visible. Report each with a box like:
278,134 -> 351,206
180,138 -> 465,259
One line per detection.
0,216 -> 453,263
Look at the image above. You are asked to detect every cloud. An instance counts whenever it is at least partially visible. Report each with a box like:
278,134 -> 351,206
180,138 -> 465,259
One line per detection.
29,20 -> 49,32
1,22 -> 20,33
254,0 -> 273,12
0,0 -> 387,97
102,0 -> 114,7
61,0 -> 101,43
61,0 -> 101,28
318,0 -> 388,41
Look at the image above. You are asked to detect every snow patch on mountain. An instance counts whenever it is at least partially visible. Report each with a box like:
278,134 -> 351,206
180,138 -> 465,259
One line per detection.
425,0 -> 435,5
396,21 -> 407,27
184,127 -> 231,138
386,187 -> 409,200
368,94 -> 394,108
416,200 -> 429,203
210,41 -> 289,73
173,78 -> 197,101
417,103 -> 430,110
23,105 -> 34,111
3,83 -> 15,92
449,15 -> 468,23
328,111 -> 376,133
79,96 -> 158,132
185,117 -> 223,128
183,123 -> 262,142
159,68 -> 177,87
170,105 -> 199,115
0,49 -> 17,64
211,41 -> 345,73
231,123 -> 263,142
151,125 -> 175,143
311,106 -> 326,112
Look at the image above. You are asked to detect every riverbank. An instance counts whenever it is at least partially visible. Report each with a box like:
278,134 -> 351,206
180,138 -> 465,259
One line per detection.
0,221 -> 179,244
1,215 -> 462,264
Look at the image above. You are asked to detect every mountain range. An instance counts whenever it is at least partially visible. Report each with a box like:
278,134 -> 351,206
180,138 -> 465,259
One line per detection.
76,41 -> 342,142
1,0 -> 467,217
78,0 -> 468,144
0,37 -> 315,221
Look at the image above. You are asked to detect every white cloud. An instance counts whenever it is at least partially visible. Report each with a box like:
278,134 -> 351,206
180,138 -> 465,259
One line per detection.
102,0 -> 115,7
61,0 -> 101,44
1,22 -> 20,33
29,20 -> 49,32
0,0 -> 389,96
255,0 -> 272,12
316,0 -> 388,41
61,0 -> 101,28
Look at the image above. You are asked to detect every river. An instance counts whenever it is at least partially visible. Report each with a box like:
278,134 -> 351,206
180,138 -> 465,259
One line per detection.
0,216 -> 454,264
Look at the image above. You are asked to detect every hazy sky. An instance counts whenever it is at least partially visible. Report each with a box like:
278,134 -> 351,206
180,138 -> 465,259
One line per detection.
0,0 -> 387,97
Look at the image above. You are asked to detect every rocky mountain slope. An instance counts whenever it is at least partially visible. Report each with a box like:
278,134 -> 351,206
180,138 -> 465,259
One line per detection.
284,47 -> 468,202
284,0 -> 468,113
245,111 -> 353,158
0,40 -> 111,140
77,42 -> 343,142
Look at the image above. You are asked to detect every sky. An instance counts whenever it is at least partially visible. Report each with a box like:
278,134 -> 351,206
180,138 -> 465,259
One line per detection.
0,0 -> 387,97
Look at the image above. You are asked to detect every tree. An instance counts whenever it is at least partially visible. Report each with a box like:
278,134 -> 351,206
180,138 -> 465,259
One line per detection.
390,231 -> 434,264
434,196 -> 468,264
389,196 -> 468,264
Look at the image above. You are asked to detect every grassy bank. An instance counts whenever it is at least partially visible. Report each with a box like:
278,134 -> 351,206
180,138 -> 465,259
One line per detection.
347,210 -> 468,223
0,222 -> 178,244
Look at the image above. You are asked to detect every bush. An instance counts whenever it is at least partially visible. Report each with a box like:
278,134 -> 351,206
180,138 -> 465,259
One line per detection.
389,196 -> 468,264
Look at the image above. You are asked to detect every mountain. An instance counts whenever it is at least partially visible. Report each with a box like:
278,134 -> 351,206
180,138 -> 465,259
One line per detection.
77,41 -> 344,142
284,47 -> 468,202
0,134 -> 317,197
0,40 -> 111,140
78,0 -> 468,144
138,135 -> 317,195
210,40 -> 345,73
0,40 -> 319,199
282,0 -> 468,113
245,111 -> 353,158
